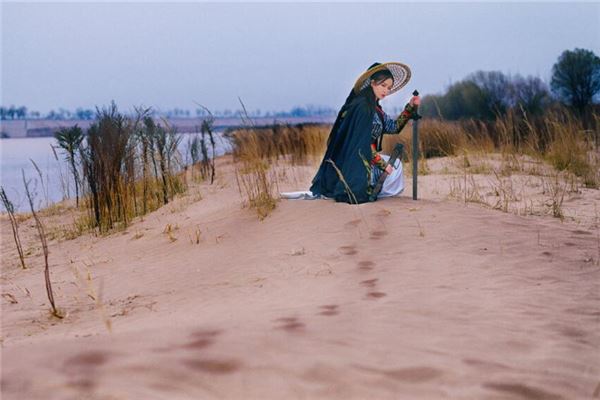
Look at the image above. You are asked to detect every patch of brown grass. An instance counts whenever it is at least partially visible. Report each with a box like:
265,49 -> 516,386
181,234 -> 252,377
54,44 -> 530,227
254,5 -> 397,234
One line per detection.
228,124 -> 329,219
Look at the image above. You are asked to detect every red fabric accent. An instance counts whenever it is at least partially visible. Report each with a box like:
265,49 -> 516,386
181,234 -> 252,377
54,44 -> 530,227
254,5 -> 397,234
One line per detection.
370,143 -> 382,165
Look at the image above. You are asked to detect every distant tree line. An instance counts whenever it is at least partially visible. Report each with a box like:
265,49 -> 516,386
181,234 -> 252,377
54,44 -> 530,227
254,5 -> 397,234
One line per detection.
421,48 -> 600,122
0,106 -> 28,120
1,104 -> 336,121
198,105 -> 336,118
0,106 -> 96,120
272,105 -> 336,118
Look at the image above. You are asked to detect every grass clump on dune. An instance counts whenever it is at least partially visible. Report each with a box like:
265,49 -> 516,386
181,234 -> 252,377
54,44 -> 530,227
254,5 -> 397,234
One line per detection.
78,102 -> 187,233
227,123 -> 328,219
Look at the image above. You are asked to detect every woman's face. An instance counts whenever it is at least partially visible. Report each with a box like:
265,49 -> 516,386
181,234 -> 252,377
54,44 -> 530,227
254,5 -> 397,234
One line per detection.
371,78 -> 393,101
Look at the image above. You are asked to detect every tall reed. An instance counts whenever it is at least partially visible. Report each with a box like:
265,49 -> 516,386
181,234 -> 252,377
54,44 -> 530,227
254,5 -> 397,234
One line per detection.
542,111 -> 599,188
29,159 -> 49,208
193,104 -> 218,183
22,170 -> 62,318
54,125 -> 84,206
78,103 -> 187,232
228,123 -> 329,218
231,129 -> 279,219
186,134 -> 201,181
80,103 -> 137,230
227,123 -> 328,164
0,187 -> 27,269
201,118 -> 217,184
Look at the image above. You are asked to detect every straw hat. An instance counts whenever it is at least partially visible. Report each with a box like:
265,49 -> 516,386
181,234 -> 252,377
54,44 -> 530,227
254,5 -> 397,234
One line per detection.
353,62 -> 411,95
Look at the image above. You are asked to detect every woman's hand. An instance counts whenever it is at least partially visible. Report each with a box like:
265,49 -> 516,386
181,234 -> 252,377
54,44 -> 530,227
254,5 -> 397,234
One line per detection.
385,164 -> 394,175
410,95 -> 421,107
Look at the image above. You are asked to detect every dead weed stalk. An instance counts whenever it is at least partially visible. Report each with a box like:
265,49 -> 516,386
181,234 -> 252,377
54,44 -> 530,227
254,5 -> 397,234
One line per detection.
0,187 -> 27,269
22,170 -> 63,318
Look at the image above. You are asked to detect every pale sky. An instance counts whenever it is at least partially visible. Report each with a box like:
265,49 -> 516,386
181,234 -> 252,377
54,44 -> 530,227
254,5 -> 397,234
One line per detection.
2,1 -> 599,115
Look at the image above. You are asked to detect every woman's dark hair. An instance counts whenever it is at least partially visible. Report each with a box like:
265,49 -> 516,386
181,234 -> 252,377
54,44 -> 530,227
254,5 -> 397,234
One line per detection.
358,69 -> 394,110
370,69 -> 394,86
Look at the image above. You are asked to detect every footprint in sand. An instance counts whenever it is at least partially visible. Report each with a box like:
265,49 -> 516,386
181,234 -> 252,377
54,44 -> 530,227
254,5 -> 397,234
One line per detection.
63,350 -> 112,392
181,329 -> 223,350
369,230 -> 388,240
462,358 -> 511,372
483,382 -> 563,400
375,209 -> 392,217
274,317 -> 306,332
338,245 -> 358,256
345,219 -> 362,228
152,328 -> 223,353
571,229 -> 592,235
182,358 -> 242,375
317,304 -> 340,316
366,292 -> 387,300
357,260 -> 375,271
360,278 -> 378,289
383,366 -> 442,382
354,364 -> 442,383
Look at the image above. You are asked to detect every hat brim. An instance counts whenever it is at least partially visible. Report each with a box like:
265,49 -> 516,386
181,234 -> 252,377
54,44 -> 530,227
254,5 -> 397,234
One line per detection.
353,62 -> 411,95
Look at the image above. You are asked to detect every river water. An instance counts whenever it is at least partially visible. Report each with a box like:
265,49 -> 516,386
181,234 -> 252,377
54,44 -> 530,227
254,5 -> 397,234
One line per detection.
0,131 -> 232,212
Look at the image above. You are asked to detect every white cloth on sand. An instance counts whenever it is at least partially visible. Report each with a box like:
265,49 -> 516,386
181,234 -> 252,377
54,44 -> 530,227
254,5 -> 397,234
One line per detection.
280,154 -> 404,200
279,191 -> 325,200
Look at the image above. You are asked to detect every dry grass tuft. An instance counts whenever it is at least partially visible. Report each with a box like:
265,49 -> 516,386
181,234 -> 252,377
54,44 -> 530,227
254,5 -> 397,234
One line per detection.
541,172 -> 567,220
543,113 -> 599,189
70,261 -> 112,332
227,123 -> 328,219
163,223 -> 179,242
227,123 -> 328,166
379,109 -> 598,190
22,171 -> 63,319
1,187 -> 27,269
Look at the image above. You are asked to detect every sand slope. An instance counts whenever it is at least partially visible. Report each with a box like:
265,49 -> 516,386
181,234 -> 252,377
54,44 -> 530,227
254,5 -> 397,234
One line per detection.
1,155 -> 599,399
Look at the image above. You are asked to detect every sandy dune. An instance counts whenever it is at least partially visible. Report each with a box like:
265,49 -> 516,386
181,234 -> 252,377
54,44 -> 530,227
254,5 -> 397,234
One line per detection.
1,155 -> 599,399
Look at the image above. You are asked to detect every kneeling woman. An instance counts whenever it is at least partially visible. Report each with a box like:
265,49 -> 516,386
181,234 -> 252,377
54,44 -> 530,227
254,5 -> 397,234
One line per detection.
309,62 -> 420,204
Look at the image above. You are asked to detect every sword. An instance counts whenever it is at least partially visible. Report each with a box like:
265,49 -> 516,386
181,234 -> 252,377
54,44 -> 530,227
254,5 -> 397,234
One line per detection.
369,142 -> 404,201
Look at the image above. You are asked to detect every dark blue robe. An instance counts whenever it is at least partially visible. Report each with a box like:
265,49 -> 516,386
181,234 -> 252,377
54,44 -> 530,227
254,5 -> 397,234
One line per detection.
309,96 -> 375,204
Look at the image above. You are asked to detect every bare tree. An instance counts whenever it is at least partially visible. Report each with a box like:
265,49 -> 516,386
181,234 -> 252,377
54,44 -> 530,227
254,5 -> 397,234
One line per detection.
512,75 -> 552,116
